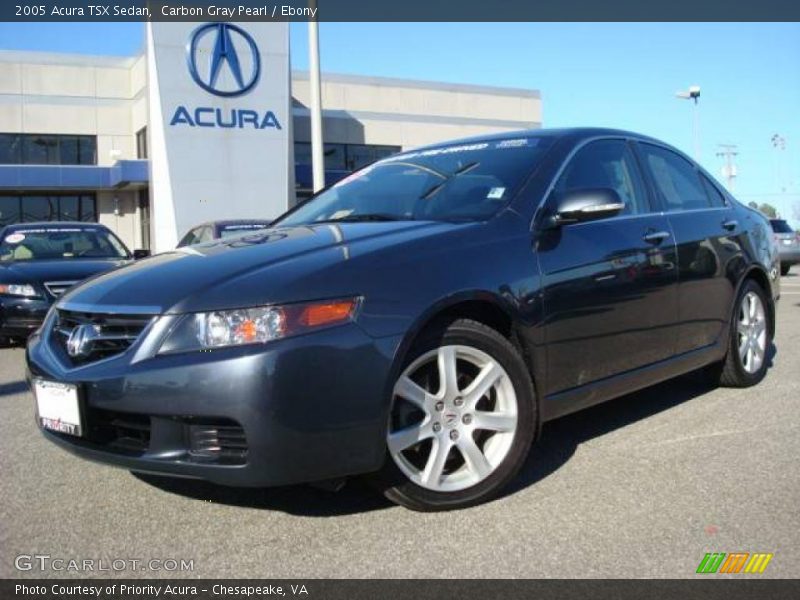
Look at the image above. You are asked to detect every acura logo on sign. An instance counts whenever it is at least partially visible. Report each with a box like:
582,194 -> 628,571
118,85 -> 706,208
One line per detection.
65,324 -> 98,358
187,23 -> 261,97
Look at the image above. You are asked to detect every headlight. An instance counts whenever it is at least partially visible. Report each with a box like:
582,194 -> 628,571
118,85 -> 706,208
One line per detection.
0,283 -> 38,297
158,297 -> 361,354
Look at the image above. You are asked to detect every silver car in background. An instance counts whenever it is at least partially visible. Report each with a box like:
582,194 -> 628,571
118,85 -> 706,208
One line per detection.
770,219 -> 800,276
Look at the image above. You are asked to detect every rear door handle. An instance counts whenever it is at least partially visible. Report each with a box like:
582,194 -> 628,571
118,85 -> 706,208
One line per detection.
722,219 -> 738,231
643,230 -> 671,245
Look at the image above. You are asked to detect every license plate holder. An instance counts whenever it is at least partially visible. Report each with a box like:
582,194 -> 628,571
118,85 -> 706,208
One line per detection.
33,379 -> 82,437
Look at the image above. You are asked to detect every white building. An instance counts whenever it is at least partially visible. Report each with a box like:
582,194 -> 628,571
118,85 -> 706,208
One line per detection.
0,25 -> 541,252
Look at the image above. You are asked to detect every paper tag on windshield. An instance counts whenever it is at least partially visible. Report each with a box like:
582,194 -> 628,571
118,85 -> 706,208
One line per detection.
487,187 -> 506,200
4,233 -> 25,244
326,210 -> 354,221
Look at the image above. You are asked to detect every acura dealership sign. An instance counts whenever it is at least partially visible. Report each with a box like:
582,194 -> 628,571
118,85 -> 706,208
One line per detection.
146,22 -> 292,251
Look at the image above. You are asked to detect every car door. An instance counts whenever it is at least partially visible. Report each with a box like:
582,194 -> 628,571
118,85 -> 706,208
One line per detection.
537,138 -> 679,394
636,143 -> 738,354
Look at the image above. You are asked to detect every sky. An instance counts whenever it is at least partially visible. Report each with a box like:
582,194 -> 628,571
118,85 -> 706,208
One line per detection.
1,21 -> 798,225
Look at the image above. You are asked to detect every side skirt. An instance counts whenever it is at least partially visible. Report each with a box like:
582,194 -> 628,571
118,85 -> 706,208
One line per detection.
540,342 -> 727,422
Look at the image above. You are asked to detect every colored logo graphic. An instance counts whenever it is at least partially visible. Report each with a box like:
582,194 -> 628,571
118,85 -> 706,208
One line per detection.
696,552 -> 774,574
187,23 -> 261,97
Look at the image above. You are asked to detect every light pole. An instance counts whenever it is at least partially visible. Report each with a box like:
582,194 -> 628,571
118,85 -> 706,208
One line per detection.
771,134 -> 786,194
308,0 -> 325,193
676,85 -> 701,160
716,143 -> 738,191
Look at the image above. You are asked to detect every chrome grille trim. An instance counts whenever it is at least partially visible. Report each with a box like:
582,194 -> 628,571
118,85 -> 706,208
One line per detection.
44,281 -> 78,297
51,309 -> 155,365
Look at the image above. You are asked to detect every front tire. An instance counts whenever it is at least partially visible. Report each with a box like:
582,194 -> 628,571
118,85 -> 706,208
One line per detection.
712,280 -> 771,388
374,319 -> 536,511
780,263 -> 791,276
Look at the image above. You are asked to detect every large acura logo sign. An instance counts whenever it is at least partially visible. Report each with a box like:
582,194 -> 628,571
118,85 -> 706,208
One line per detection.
187,23 -> 261,97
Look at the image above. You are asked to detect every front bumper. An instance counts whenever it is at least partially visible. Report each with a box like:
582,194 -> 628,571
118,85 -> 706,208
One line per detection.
26,321 -> 401,487
0,295 -> 50,338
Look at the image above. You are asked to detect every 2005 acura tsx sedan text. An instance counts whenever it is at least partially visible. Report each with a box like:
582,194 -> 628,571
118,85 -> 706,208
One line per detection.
26,128 -> 780,511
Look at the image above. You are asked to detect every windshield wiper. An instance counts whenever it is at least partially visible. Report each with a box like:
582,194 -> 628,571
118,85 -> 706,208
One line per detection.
314,213 -> 414,224
420,161 -> 480,200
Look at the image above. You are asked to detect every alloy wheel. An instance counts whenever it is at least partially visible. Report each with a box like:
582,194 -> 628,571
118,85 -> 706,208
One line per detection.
737,291 -> 767,374
388,344 -> 518,492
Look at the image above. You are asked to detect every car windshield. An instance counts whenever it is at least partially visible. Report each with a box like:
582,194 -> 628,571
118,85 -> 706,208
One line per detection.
0,226 -> 129,262
770,220 -> 794,234
276,136 -> 554,226
219,224 -> 270,239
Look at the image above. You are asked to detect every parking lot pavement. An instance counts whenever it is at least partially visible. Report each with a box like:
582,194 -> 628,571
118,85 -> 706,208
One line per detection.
1,278 -> 799,579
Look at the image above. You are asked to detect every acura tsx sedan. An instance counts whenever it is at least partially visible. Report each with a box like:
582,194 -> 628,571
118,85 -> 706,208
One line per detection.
26,128 -> 780,511
1,222 -> 144,345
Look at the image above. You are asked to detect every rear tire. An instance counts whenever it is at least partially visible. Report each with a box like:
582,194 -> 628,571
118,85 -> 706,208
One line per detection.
712,279 -> 771,388
372,318 -> 536,511
781,264 -> 790,276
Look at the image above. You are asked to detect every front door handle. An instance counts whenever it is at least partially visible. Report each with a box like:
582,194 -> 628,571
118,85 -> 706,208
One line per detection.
643,230 -> 671,245
722,219 -> 738,231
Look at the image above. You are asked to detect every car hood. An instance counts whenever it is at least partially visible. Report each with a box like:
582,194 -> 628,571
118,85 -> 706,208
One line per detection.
59,221 -> 474,315
0,258 -> 129,286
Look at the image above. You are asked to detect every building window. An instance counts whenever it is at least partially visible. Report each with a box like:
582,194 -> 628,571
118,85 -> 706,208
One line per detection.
0,134 -> 22,164
0,194 -> 97,226
345,144 -> 401,170
0,134 -> 97,165
294,142 -> 348,171
294,142 -> 401,171
0,196 -> 21,227
23,135 -> 60,165
136,127 -> 148,159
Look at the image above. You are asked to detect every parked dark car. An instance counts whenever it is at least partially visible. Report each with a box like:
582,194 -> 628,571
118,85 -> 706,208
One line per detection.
26,128 -> 780,511
177,219 -> 272,247
769,218 -> 800,275
0,222 -> 145,345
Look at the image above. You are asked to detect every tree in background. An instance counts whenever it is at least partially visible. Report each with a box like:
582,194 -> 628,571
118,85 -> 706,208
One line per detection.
757,202 -> 778,218
748,201 -> 759,209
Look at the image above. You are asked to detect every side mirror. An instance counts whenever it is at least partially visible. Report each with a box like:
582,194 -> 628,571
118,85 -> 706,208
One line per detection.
548,188 -> 625,227
132,249 -> 151,260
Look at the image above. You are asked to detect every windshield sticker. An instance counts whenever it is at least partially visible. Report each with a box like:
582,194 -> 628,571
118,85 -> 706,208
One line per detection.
325,209 -> 354,221
11,228 -> 89,234
225,225 -> 267,231
487,187 -> 506,200
384,143 -> 491,164
4,233 -> 25,244
495,138 -> 534,149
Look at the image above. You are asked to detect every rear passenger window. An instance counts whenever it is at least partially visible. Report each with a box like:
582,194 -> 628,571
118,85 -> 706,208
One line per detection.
699,174 -> 727,207
554,140 -> 648,215
640,144 -> 710,211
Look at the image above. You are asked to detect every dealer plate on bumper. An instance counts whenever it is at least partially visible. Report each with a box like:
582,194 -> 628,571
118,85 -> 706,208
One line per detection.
33,379 -> 82,437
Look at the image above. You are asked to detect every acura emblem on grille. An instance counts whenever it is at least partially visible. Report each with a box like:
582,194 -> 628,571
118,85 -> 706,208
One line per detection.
65,324 -> 99,358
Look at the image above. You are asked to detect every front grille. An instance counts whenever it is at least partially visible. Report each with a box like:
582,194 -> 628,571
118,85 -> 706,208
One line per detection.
44,281 -> 78,298
52,309 -> 153,365
189,422 -> 248,464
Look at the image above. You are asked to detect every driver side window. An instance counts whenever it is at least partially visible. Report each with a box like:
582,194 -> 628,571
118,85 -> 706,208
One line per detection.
554,140 -> 648,215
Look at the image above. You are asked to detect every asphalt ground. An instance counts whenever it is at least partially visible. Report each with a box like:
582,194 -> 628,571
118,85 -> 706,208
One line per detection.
1,271 -> 798,579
